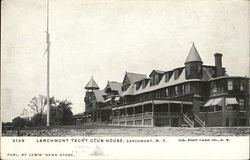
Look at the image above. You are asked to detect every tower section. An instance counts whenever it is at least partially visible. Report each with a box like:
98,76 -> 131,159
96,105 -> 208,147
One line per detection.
185,43 -> 203,79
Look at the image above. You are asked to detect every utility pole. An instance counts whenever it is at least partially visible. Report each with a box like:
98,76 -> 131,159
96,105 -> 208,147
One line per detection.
46,0 -> 50,126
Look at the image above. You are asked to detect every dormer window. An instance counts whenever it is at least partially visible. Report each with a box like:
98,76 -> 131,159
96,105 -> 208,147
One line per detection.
150,75 -> 160,86
142,80 -> 146,89
165,73 -> 170,82
155,75 -> 159,84
174,70 -> 179,79
135,82 -> 141,90
150,77 -> 154,86
122,84 -> 130,91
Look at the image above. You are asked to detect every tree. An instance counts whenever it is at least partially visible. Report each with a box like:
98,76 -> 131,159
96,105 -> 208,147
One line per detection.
50,100 -> 73,125
28,95 -> 46,115
28,95 -> 58,126
12,116 -> 26,128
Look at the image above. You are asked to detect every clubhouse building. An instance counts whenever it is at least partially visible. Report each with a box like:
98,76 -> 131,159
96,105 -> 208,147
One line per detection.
74,43 -> 250,127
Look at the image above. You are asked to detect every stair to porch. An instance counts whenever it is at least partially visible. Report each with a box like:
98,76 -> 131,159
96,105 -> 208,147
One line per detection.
182,113 -> 194,128
194,115 -> 205,127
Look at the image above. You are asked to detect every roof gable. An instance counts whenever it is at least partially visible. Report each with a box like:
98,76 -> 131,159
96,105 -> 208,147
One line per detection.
122,72 -> 147,84
105,81 -> 122,94
149,70 -> 165,77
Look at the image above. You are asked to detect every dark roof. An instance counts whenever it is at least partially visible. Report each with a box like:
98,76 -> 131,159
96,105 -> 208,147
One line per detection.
185,43 -> 203,64
122,67 -> 216,96
105,81 -> 122,94
85,76 -> 99,89
124,72 -> 147,84
93,90 -> 105,102
149,70 -> 165,77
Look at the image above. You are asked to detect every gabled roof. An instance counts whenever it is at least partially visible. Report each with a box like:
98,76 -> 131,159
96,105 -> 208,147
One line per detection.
149,70 -> 165,77
85,76 -> 99,90
105,81 -> 122,94
185,43 -> 203,64
93,90 -> 105,102
122,72 -> 147,84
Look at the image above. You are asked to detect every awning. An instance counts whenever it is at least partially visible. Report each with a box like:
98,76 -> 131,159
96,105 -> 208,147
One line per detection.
203,98 -> 224,107
104,98 -> 112,103
204,99 -> 213,107
226,98 -> 238,105
114,97 -> 120,101
211,98 -> 223,106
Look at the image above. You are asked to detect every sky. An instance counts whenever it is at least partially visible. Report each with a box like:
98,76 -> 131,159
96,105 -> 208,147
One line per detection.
1,0 -> 249,122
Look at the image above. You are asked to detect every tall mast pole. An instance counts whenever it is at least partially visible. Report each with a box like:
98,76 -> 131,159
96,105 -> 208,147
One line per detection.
46,0 -> 50,126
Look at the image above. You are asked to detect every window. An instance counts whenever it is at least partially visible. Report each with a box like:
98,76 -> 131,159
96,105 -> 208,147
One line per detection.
174,70 -> 179,79
200,107 -> 207,112
155,75 -> 159,84
142,80 -> 146,89
208,106 -> 215,112
182,84 -> 186,94
165,88 -> 169,97
239,99 -> 245,111
175,86 -> 178,96
227,80 -> 233,91
186,66 -> 191,77
198,65 -> 202,74
226,105 -> 238,111
155,92 -> 161,99
211,82 -> 217,94
165,73 -> 170,82
136,83 -> 141,90
240,80 -> 244,91
150,77 -> 154,86
215,106 -> 222,111
185,83 -> 190,94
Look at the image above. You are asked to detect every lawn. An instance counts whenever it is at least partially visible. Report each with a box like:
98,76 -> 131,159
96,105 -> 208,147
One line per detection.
2,125 -> 249,136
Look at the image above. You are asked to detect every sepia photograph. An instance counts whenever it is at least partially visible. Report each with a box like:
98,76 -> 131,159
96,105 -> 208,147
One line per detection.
1,0 -> 249,159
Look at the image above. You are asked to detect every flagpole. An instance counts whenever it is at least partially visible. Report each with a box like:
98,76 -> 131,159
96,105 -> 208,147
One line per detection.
46,0 -> 50,126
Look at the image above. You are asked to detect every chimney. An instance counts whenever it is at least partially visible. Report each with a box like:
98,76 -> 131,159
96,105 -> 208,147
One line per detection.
214,53 -> 223,77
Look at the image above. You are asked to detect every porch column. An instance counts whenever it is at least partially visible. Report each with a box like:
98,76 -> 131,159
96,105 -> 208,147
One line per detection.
222,98 -> 225,126
180,103 -> 183,127
133,107 -> 135,125
181,103 -> 183,114
168,102 -> 171,126
118,109 -> 120,124
100,111 -> 102,121
97,111 -> 99,122
152,100 -> 155,127
125,108 -> 127,126
142,104 -> 144,125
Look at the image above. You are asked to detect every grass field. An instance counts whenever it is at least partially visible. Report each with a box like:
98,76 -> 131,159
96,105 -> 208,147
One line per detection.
2,125 -> 249,136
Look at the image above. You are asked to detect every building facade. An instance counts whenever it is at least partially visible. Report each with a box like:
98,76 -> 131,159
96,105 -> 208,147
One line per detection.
75,43 -> 249,127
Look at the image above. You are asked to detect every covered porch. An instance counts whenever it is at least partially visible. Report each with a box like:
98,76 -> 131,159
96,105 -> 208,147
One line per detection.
112,100 -> 193,127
